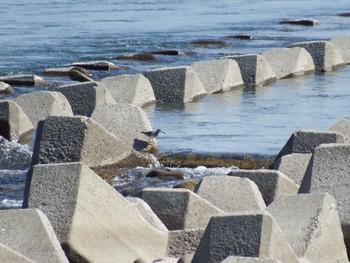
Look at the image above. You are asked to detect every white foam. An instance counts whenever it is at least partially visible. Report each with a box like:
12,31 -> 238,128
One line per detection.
1,199 -> 23,208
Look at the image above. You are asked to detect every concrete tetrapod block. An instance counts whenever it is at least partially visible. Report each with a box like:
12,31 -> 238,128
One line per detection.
222,54 -> 277,88
267,193 -> 348,263
58,81 -> 115,116
70,60 -> 120,70
330,36 -> 350,64
0,243 -> 35,263
140,188 -> 223,231
90,103 -> 154,151
144,66 -> 207,103
192,211 -> 299,263
299,143 -> 350,252
194,175 -> 266,212
273,129 -> 346,165
167,229 -> 204,258
101,74 -> 156,107
0,81 -> 15,95
0,209 -> 69,263
31,116 -> 132,168
15,91 -> 74,128
329,117 -> 350,143
0,100 -> 35,144
261,47 -> 315,79
190,59 -> 244,94
127,197 -> 168,232
222,257 -> 281,263
228,169 -> 299,206
288,41 -> 345,72
23,162 -> 168,263
273,153 -> 312,185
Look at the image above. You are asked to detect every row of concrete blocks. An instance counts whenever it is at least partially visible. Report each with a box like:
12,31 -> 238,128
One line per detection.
1,36 -> 350,104
2,117 -> 350,262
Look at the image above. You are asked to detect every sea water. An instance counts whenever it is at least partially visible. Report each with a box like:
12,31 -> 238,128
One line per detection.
1,0 -> 350,207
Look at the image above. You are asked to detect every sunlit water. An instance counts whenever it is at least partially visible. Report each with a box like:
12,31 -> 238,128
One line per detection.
1,0 -> 350,207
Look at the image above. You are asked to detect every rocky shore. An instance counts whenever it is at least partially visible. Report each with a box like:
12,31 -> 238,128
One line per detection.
1,35 -> 350,262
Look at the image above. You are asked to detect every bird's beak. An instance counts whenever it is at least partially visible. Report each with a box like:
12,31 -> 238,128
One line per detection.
161,131 -> 166,134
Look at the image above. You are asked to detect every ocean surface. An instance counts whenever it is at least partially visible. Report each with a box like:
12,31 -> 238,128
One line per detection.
1,0 -> 350,208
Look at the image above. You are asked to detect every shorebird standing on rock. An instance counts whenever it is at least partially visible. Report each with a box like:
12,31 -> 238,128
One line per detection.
141,129 -> 165,141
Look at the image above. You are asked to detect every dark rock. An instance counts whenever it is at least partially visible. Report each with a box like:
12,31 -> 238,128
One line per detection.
225,34 -> 253,40
145,168 -> 185,180
68,70 -> 94,82
280,19 -> 319,26
70,61 -> 120,70
190,40 -> 228,46
149,50 -> 185,55
44,66 -> 92,77
338,12 -> 350,17
0,74 -> 47,86
116,53 -> 157,61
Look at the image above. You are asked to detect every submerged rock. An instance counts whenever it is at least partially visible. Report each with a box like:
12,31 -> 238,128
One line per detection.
70,60 -> 119,70
190,39 -> 228,47
117,53 -> 157,61
280,18 -> 320,26
145,167 -> 185,180
0,74 -> 47,86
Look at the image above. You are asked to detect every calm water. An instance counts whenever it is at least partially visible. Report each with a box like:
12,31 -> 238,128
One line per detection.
1,0 -> 350,207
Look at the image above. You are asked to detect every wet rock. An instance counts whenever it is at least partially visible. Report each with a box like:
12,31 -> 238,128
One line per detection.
0,209 -> 69,263
140,188 -> 223,231
288,41 -> 345,72
190,39 -> 227,47
267,193 -> 348,263
145,167 -> 185,180
299,143 -> 350,252
101,74 -> 156,107
228,169 -> 299,205
145,66 -> 207,103
223,54 -> 276,88
0,74 -> 47,86
90,103 -> 154,151
272,153 -> 312,185
167,229 -> 204,258
15,91 -> 73,128
0,100 -> 35,144
44,66 -> 92,77
149,50 -> 186,55
273,129 -> 346,164
70,60 -> 119,70
58,81 -> 115,116
24,162 -> 168,262
0,81 -> 15,95
195,176 -> 266,212
280,18 -> 320,26
261,47 -> 315,79
192,211 -> 299,263
117,53 -> 157,61
68,69 -> 94,82
190,59 -> 244,94
224,34 -> 253,39
330,35 -> 350,64
31,116 -> 132,168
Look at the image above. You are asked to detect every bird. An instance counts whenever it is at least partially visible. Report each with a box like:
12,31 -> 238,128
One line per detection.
141,129 -> 165,140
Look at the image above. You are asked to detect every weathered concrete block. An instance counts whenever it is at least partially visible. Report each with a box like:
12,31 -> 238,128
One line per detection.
101,74 -> 156,107
140,188 -> 223,231
273,129 -> 346,164
90,103 -> 154,151
58,81 -> 115,116
222,257 -> 281,263
15,91 -> 74,128
194,176 -> 266,212
0,74 -> 47,86
192,211 -> 299,263
299,143 -> 350,250
31,116 -> 132,168
330,36 -> 350,64
167,229 -> 204,258
329,117 -> 350,143
190,59 -> 244,93
0,81 -> 14,95
267,193 -> 348,263
127,197 -> 168,232
70,60 -> 119,70
0,209 -> 68,263
0,100 -> 34,144
273,153 -> 312,185
288,41 -> 345,72
0,243 -> 35,263
261,47 -> 315,79
145,66 -> 207,103
222,54 -> 277,88
23,162 -> 168,263
228,169 -> 299,205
